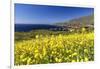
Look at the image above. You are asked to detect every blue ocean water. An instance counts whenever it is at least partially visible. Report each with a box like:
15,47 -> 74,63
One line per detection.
15,24 -> 63,32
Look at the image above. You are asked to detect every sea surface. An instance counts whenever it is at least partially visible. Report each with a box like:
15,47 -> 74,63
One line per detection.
15,24 -> 63,32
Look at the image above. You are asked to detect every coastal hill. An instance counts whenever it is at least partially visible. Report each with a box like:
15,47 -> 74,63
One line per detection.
55,14 -> 94,26
53,14 -> 94,31
55,14 -> 94,29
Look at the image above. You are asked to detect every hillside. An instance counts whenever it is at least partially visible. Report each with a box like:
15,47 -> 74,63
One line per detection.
55,14 -> 94,27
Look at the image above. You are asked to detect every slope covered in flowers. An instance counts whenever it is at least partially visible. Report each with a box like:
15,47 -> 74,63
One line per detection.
15,32 -> 94,65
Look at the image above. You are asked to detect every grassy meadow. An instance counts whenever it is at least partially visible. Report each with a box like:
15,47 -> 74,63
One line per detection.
14,29 -> 94,65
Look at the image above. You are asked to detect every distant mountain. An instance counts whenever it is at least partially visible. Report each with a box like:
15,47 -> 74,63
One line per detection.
55,14 -> 94,27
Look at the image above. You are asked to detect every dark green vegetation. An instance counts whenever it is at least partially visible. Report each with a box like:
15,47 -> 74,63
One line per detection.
15,30 -> 69,41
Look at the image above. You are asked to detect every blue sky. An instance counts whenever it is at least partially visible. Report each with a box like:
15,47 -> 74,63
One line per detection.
15,3 -> 94,24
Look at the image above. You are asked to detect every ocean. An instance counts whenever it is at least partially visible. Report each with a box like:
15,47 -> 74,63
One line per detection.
15,24 -> 63,32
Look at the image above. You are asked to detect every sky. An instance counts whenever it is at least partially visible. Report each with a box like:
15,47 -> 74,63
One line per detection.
15,3 -> 94,24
